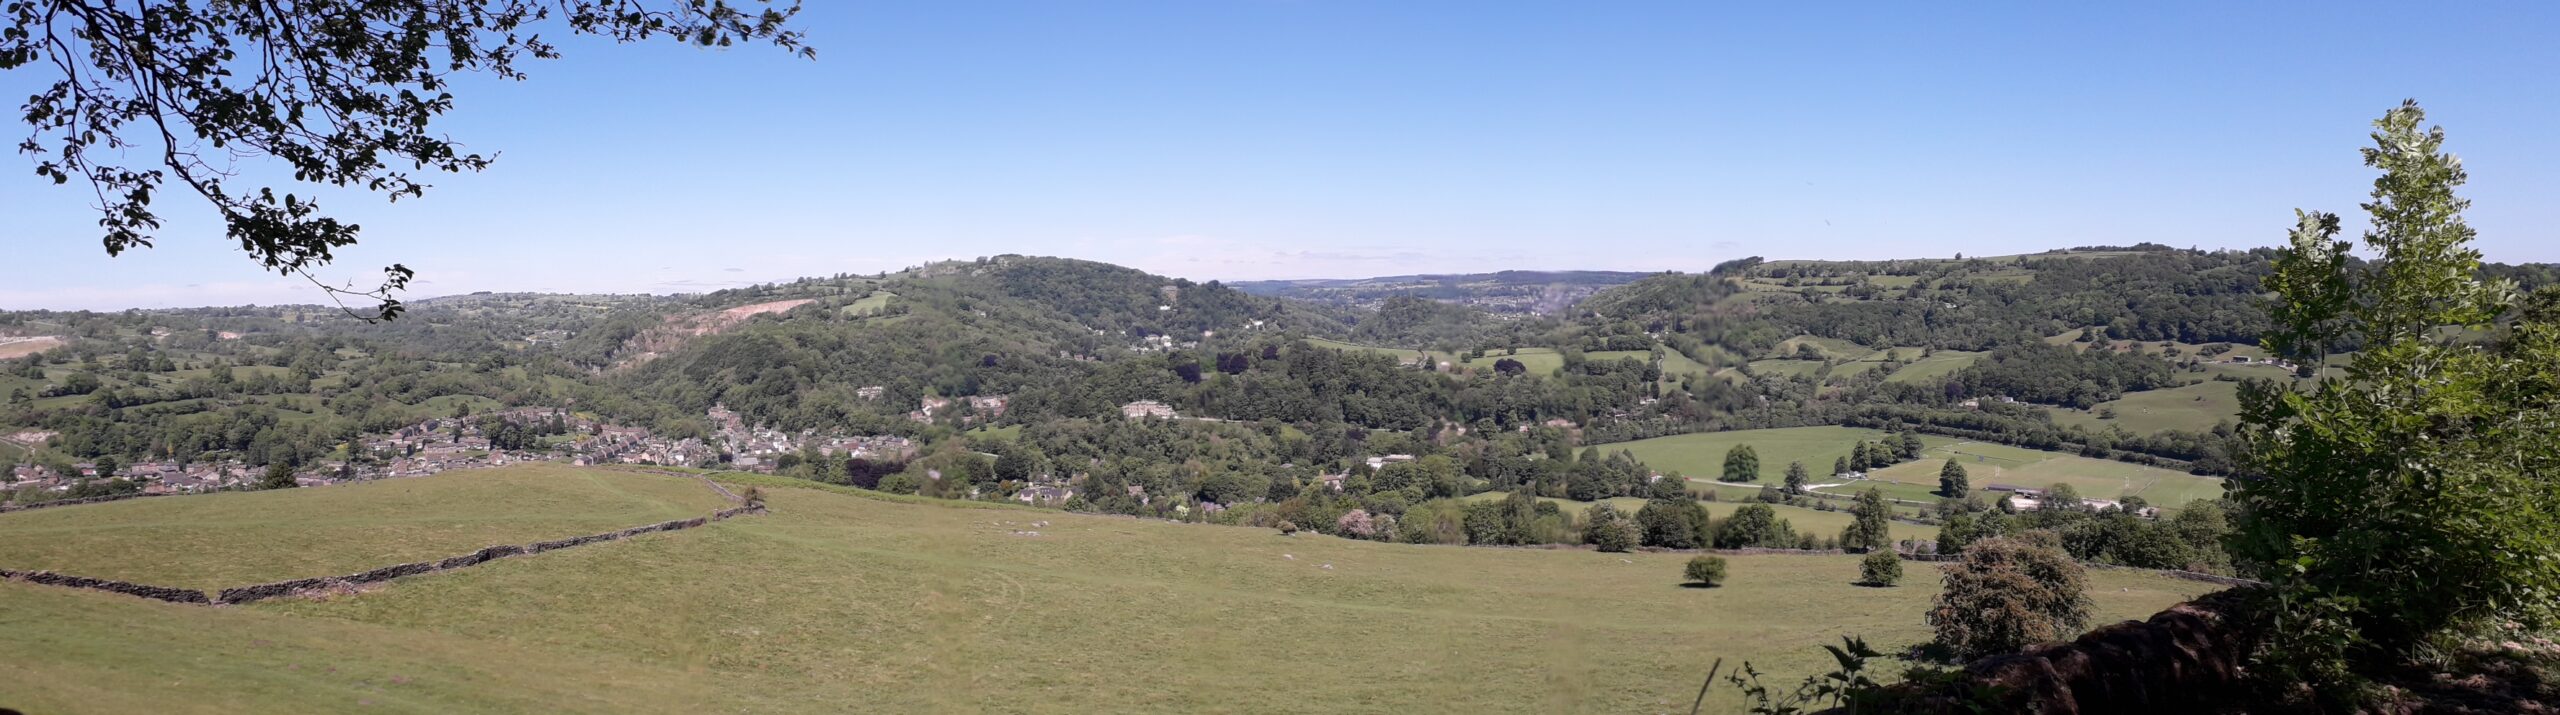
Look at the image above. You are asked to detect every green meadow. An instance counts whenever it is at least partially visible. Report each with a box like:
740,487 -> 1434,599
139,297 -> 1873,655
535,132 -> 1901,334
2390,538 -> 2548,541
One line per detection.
1604,428 -> 2224,508
0,467 -> 2219,714
0,465 -> 730,589
2051,380 -> 2243,435
1864,441 -> 2226,507
1607,426 -> 1950,482
1880,350 -> 1988,384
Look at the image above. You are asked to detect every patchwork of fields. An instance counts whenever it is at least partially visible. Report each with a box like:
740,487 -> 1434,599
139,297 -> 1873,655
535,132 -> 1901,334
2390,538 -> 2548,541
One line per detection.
0,467 -> 2218,714
1303,339 -> 1720,386
1605,426 -> 2224,508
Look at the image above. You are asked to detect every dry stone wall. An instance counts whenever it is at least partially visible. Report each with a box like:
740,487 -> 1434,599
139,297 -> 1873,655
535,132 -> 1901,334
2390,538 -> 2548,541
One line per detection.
212,506 -> 763,605
0,492 -> 165,513
6,503 -> 768,606
0,568 -> 208,604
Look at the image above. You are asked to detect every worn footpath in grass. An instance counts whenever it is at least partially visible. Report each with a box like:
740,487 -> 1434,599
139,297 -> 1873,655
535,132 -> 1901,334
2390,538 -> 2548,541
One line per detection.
0,465 -> 731,589
0,473 -> 2219,714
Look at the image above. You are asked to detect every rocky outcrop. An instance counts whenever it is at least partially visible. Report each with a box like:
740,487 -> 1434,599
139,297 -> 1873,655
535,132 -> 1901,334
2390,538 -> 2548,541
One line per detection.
1871,588 -> 2266,714
0,568 -> 207,604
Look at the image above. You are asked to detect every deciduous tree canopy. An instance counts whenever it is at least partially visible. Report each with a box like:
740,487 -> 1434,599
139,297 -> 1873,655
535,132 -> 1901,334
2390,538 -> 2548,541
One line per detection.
3,0 -> 812,318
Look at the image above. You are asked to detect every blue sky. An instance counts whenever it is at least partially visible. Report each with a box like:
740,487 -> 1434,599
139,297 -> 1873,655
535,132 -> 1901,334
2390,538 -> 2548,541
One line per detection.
3,1 -> 2557,309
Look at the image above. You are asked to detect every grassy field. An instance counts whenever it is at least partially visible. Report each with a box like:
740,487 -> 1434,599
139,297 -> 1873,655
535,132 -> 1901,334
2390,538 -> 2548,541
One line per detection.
1305,337 -> 1454,368
1881,350 -> 1987,384
1864,442 -> 2225,507
1463,347 -> 1566,375
964,424 -> 1025,441
1304,340 -> 1696,382
1745,358 -> 1826,378
2051,381 -> 2242,435
0,465 -> 731,589
1606,428 -> 2225,508
1648,349 -> 1718,380
842,290 -> 898,316
1775,335 -> 1875,361
1609,426 -> 1954,483
1586,349 -> 1718,386
0,470 -> 2222,714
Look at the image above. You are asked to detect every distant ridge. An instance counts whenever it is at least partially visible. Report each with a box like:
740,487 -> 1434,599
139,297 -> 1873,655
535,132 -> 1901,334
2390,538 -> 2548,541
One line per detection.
1230,270 -> 1653,314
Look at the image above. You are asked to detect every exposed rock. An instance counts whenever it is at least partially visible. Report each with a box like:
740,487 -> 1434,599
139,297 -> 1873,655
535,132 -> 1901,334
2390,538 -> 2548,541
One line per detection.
1859,588 -> 2264,715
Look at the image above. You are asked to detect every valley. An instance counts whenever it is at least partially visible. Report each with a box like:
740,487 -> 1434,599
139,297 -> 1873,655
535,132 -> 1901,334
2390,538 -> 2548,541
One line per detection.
1,245 -> 2552,713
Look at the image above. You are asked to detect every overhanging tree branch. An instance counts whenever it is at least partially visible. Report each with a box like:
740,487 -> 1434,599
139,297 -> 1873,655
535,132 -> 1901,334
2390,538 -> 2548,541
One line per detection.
3,0 -> 815,320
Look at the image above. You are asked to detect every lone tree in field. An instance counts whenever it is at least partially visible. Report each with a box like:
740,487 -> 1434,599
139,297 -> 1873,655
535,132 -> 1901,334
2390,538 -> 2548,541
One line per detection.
1832,455 -> 1849,476
2234,100 -> 2560,693
1838,488 -> 1891,553
1720,444 -> 1759,482
1937,459 -> 1969,497
2,1 -> 813,320
257,462 -> 298,490
1859,550 -> 1903,587
1781,460 -> 1809,495
1926,533 -> 2091,660
1683,555 -> 1728,587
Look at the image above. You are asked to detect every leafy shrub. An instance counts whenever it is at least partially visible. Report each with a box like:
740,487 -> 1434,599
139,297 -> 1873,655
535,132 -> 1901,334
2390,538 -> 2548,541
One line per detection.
2234,102 -> 2560,700
1395,499 -> 1469,545
1859,550 -> 1903,587
1684,555 -> 1728,587
1276,521 -> 1299,535
874,471 -> 921,495
1334,509 -> 1376,539
1713,503 -> 1796,549
1838,488 -> 1891,552
1925,534 -> 2090,659
1635,498 -> 1708,548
